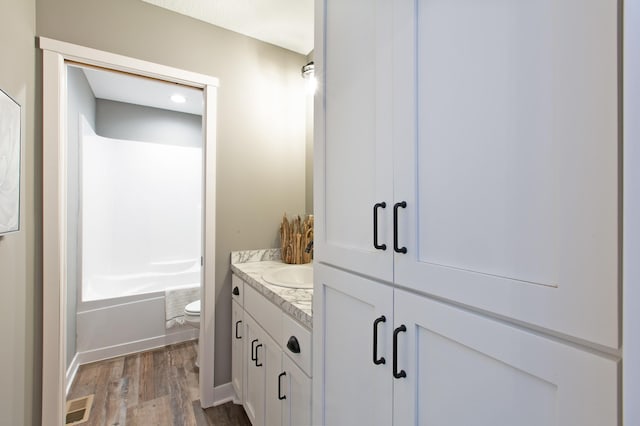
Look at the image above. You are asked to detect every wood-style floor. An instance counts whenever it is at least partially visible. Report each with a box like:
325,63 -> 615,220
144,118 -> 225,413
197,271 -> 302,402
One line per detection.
67,341 -> 251,426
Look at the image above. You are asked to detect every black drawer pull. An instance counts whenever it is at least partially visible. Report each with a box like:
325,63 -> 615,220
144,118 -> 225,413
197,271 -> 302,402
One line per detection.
373,315 -> 386,365
393,325 -> 407,379
255,344 -> 263,367
235,320 -> 242,339
251,339 -> 258,362
393,202 -> 407,254
278,372 -> 287,400
287,336 -> 301,354
373,202 -> 387,250
232,286 -> 240,296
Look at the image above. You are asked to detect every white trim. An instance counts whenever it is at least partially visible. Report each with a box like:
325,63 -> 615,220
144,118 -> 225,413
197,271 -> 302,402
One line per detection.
38,37 -> 219,88
213,383 -> 237,406
41,39 -> 218,425
199,85 -> 218,408
624,0 -> 640,424
65,353 -> 80,397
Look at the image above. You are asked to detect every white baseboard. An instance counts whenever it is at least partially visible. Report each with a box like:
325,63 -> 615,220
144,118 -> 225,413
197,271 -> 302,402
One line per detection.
213,382 -> 237,406
65,352 -> 80,396
76,328 -> 198,366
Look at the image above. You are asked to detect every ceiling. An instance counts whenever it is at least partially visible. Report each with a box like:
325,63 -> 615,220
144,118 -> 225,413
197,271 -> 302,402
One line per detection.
79,66 -> 204,115
141,0 -> 314,55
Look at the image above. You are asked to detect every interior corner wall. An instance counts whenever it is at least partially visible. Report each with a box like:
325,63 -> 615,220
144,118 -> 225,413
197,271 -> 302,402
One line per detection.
0,0 -> 39,424
66,66 -> 96,369
36,0 -> 308,387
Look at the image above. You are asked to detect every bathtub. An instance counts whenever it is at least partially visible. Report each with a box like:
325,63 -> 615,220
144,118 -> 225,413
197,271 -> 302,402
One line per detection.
75,259 -> 201,366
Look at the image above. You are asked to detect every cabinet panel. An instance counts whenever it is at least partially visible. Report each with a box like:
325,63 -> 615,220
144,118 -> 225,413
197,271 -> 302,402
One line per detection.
393,289 -> 618,426
282,355 -> 311,426
316,0 -> 394,281
312,264 -> 393,426
393,0 -> 619,348
244,315 -> 264,426
232,300 -> 243,402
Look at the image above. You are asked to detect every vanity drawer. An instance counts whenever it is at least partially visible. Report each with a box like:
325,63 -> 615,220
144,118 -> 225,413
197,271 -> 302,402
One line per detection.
244,284 -> 282,344
282,313 -> 312,376
231,274 -> 244,306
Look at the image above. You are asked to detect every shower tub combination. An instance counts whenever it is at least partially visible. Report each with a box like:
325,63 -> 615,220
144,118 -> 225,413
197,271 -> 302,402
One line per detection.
74,118 -> 202,365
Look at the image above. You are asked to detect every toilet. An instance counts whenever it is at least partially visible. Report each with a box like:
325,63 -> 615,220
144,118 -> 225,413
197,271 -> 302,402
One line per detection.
184,300 -> 201,367
184,299 -> 201,326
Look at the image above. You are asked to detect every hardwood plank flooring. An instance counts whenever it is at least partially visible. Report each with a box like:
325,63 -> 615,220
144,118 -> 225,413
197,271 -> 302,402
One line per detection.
67,341 -> 251,426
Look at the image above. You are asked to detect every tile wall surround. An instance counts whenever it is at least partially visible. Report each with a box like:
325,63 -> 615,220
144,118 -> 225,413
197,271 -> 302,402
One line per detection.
231,249 -> 312,329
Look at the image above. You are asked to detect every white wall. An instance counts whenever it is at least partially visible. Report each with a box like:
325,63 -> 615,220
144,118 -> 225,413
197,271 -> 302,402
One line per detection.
82,120 -> 202,286
66,66 -> 96,368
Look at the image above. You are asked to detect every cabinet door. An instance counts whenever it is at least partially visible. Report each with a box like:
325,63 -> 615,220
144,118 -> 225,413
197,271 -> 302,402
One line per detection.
282,355 -> 311,426
392,289 -> 618,426
263,332 -> 283,426
312,264 -> 393,426
231,300 -> 244,402
392,0 -> 619,348
315,0 -> 394,281
244,315 -> 265,426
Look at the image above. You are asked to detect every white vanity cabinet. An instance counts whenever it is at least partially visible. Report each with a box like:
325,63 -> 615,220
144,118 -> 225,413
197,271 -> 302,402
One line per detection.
314,0 -> 621,422
232,274 -> 312,426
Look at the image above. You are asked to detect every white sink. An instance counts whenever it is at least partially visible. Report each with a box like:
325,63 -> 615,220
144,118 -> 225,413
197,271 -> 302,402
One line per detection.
262,264 -> 313,289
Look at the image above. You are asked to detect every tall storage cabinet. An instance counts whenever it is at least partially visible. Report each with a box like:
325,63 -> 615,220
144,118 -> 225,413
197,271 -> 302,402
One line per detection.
313,0 -> 621,424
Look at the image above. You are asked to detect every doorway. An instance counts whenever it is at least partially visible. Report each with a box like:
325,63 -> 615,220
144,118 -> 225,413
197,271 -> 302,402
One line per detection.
40,37 -> 219,425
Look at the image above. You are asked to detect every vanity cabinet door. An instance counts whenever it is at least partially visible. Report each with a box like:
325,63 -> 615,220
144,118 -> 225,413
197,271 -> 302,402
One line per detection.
244,314 -> 265,426
231,299 -> 244,403
392,0 -> 619,348
315,0 -> 394,282
312,263 -> 393,426
392,289 -> 619,426
281,354 -> 311,426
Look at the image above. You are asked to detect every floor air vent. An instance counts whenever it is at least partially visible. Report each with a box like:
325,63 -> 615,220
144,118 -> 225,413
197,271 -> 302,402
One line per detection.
65,394 -> 94,425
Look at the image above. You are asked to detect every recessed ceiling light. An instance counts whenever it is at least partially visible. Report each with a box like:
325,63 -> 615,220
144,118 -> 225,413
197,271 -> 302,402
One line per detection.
171,94 -> 186,103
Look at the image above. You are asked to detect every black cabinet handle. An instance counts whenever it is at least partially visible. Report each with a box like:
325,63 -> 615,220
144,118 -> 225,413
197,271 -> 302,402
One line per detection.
393,201 -> 407,254
373,202 -> 387,250
287,336 -> 301,354
278,372 -> 287,400
373,315 -> 386,365
255,344 -> 263,367
235,320 -> 242,339
232,286 -> 240,296
251,339 -> 259,362
393,324 -> 407,379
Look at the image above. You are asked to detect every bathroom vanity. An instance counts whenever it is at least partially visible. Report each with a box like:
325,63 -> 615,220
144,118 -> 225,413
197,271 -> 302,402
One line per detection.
230,250 -> 312,426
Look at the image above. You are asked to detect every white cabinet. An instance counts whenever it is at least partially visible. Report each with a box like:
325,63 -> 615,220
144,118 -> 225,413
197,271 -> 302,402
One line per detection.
233,274 -> 312,426
316,0 -> 619,348
314,264 -> 619,426
231,299 -> 244,403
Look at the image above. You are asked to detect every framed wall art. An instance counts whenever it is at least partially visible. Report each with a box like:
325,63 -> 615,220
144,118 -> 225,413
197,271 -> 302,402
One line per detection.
0,88 -> 21,235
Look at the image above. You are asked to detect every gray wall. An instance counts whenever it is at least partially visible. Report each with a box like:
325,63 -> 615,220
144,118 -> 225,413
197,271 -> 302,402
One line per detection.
37,0 -> 308,387
0,0 -> 40,424
305,51 -> 314,215
66,66 -> 96,369
96,99 -> 202,147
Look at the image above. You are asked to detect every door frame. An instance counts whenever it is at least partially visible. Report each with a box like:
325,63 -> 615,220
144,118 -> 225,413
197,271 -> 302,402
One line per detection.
40,37 -> 219,424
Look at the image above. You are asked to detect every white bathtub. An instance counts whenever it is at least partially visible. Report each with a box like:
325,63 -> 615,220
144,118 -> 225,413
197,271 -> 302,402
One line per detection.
75,260 -> 201,366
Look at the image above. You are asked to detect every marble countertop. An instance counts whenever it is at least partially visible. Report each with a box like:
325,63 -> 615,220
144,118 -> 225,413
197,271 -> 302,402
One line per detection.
230,249 -> 313,329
